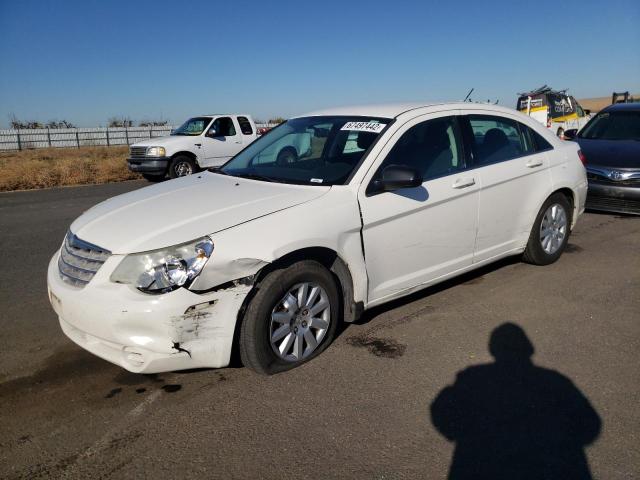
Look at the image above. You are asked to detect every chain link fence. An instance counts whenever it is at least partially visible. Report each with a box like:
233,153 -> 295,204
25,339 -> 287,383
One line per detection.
0,124 -> 276,151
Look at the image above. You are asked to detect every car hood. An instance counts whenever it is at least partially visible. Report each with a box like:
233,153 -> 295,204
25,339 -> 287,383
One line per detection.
575,138 -> 640,169
131,135 -> 199,148
70,173 -> 330,254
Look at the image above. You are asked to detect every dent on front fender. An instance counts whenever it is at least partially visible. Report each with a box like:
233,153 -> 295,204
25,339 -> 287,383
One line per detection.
191,257 -> 270,292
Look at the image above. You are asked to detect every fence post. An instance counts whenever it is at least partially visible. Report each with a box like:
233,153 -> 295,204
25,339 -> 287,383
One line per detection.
106,128 -> 110,146
125,127 -> 129,145
149,127 -> 152,139
17,131 -> 22,151
46,128 -> 51,147
75,130 -> 80,148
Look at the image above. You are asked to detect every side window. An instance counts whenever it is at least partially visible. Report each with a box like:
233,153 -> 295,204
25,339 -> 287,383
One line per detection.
237,116 -> 253,135
377,116 -> 464,181
467,115 -> 528,165
527,126 -> 553,152
212,117 -> 236,136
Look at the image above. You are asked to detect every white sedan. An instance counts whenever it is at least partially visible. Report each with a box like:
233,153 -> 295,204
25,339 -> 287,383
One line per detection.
47,102 -> 588,374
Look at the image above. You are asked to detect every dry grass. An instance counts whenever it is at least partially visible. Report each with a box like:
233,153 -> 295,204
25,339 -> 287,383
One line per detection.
0,146 -> 141,192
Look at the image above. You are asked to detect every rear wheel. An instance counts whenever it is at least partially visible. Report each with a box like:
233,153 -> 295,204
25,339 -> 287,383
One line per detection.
523,193 -> 572,265
239,260 -> 339,375
169,155 -> 198,178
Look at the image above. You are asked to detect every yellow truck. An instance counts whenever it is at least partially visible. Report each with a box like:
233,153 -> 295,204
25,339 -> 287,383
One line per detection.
517,85 -> 591,138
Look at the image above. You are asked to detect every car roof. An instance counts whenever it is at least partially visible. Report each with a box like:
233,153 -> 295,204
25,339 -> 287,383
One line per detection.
602,103 -> 640,113
296,102 -> 523,120
197,114 -> 252,118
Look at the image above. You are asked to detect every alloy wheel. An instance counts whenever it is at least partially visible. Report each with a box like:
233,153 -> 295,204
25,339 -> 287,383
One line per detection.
540,203 -> 567,254
269,282 -> 331,362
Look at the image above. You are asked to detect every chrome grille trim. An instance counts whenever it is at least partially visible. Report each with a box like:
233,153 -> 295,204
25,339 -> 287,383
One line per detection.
129,146 -> 148,158
57,232 -> 111,288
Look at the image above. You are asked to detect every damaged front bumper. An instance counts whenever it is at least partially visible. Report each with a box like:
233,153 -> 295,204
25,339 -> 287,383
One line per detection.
46,252 -> 252,373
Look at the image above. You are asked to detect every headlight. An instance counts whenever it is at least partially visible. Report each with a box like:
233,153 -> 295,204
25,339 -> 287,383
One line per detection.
110,237 -> 214,294
146,146 -> 166,157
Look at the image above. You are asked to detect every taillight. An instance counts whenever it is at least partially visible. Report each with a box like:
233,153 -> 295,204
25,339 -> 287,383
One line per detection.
577,149 -> 587,166
547,117 -> 552,128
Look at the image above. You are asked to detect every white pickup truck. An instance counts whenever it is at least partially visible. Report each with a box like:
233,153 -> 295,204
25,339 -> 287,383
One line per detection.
128,115 -> 259,181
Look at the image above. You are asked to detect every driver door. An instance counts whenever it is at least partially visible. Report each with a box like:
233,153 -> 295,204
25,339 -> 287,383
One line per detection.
202,116 -> 243,167
358,112 -> 480,305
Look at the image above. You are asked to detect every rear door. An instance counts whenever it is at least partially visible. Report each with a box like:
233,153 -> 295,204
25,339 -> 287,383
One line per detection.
460,112 -> 552,262
358,112 -> 480,304
202,116 -> 243,166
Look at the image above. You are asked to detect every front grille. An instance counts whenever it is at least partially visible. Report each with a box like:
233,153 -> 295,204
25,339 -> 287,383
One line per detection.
586,194 -> 640,215
129,146 -> 147,158
587,172 -> 640,187
58,232 -> 111,288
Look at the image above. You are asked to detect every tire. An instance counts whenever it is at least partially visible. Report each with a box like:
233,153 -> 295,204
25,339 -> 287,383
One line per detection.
169,155 -> 198,178
239,260 -> 340,375
142,173 -> 165,182
523,193 -> 572,266
276,147 -> 298,166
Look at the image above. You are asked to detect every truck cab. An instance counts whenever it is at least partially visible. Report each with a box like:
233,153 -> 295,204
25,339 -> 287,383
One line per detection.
128,115 -> 258,181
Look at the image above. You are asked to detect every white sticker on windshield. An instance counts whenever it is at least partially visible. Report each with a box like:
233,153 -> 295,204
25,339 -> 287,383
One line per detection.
341,121 -> 386,133
310,178 -> 323,183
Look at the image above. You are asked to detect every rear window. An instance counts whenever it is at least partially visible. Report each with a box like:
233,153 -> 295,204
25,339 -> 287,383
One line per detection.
527,127 -> 553,151
238,116 -> 253,135
467,115 -> 529,165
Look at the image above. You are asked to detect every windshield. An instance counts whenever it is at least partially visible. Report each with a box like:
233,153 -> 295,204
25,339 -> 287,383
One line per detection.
172,117 -> 212,136
218,116 -> 391,185
579,111 -> 640,140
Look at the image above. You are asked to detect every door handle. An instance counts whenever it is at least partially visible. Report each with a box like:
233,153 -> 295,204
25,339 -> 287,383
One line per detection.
526,159 -> 543,168
194,143 -> 202,147
234,141 -> 242,144
452,178 -> 476,189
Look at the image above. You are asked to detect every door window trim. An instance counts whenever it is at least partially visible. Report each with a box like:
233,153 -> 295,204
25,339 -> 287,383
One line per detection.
459,114 -> 551,170
365,115 -> 468,196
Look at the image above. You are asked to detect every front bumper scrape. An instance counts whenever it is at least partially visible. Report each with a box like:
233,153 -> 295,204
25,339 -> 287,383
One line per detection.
47,252 -> 252,373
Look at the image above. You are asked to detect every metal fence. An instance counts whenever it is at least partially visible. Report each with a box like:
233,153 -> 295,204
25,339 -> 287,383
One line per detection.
0,124 -> 277,151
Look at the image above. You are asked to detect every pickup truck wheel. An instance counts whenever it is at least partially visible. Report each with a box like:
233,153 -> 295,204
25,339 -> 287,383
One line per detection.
169,156 -> 197,178
276,147 -> 298,165
239,260 -> 339,375
142,173 -> 165,182
523,193 -> 571,265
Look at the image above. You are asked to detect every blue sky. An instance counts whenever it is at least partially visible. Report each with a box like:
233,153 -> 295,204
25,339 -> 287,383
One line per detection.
0,0 -> 638,128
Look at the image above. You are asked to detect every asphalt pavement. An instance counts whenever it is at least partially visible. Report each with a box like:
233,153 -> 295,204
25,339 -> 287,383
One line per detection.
0,181 -> 638,479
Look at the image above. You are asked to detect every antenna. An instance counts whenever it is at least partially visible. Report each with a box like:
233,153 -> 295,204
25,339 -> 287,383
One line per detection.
463,88 -> 474,102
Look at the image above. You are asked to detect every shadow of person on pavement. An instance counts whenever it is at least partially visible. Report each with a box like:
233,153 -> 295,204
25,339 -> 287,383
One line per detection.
430,323 -> 601,480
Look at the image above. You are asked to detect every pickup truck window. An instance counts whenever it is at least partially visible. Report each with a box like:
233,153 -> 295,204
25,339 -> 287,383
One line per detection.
172,117 -> 212,136
212,117 -> 237,136
219,116 -> 390,186
238,116 -> 253,135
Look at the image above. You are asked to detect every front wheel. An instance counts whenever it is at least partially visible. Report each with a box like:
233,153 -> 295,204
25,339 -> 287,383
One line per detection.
523,193 -> 572,265
239,260 -> 339,375
169,155 -> 198,178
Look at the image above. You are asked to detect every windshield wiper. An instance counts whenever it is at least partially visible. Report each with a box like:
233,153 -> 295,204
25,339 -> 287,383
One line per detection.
233,173 -> 274,182
207,167 -> 229,175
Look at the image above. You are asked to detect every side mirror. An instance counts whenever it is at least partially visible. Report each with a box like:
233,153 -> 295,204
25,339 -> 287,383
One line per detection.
584,109 -> 591,116
206,127 -> 219,138
563,129 -> 578,140
368,165 -> 422,194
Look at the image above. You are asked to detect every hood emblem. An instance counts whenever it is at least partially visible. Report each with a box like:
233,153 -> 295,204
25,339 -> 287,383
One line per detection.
608,171 -> 624,181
